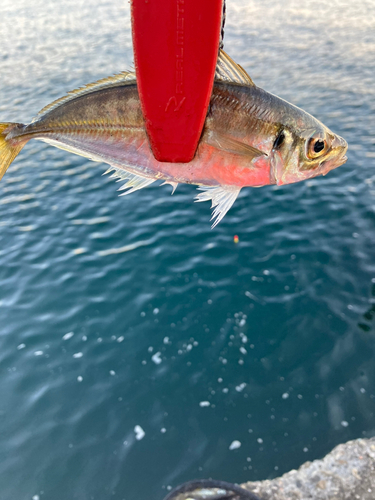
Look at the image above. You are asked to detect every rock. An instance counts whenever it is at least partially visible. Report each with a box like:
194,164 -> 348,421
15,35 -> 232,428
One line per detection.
242,437 -> 375,500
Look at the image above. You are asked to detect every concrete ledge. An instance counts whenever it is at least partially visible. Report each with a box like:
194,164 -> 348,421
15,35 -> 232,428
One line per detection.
242,437 -> 375,500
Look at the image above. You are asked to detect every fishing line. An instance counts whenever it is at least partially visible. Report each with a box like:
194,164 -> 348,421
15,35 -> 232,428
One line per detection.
161,479 -> 263,500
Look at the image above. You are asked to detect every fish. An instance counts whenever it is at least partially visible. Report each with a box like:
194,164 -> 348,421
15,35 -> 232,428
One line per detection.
0,51 -> 347,227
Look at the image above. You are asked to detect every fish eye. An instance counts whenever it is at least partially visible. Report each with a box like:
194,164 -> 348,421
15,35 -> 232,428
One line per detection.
273,131 -> 285,149
306,137 -> 327,159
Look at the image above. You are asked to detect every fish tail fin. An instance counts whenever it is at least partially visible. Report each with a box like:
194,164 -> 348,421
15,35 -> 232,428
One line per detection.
0,122 -> 26,180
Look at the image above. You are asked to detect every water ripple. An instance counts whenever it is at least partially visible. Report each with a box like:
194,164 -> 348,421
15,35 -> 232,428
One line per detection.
1,1 -> 375,500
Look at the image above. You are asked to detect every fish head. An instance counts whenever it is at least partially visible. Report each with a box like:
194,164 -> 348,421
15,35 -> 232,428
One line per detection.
270,119 -> 348,186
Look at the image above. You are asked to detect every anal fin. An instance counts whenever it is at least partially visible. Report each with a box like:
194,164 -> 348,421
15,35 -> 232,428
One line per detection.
161,180 -> 178,194
104,166 -> 156,195
195,185 -> 241,228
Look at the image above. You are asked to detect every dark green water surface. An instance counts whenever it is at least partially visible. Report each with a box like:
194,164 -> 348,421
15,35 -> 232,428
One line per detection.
1,1 -> 375,499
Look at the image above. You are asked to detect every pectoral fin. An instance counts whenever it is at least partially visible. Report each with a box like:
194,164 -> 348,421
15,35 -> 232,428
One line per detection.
207,131 -> 266,161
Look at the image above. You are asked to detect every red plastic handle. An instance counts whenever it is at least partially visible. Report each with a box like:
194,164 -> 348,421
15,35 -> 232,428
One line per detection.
131,0 -> 223,163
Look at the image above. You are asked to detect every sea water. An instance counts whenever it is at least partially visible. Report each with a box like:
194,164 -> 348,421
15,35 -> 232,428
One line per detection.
0,0 -> 374,499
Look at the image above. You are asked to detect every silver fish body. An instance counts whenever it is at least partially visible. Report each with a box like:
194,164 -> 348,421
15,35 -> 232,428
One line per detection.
0,51 -> 347,226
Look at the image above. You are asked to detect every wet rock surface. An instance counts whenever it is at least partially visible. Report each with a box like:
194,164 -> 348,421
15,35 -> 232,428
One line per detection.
242,438 -> 375,500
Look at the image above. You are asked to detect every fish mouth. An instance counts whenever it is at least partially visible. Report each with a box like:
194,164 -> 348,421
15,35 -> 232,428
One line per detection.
321,153 -> 347,175
322,134 -> 348,173
332,135 -> 348,167
331,152 -> 348,169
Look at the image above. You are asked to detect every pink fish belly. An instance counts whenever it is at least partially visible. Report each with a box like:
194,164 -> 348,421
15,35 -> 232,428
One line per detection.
122,137 -> 272,187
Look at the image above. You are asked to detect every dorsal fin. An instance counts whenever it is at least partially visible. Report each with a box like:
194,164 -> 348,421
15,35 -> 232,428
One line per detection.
32,70 -> 137,122
33,51 -> 252,123
215,50 -> 255,87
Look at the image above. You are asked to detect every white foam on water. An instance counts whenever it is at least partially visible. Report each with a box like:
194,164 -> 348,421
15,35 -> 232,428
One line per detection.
229,440 -> 241,450
134,425 -> 145,441
62,332 -> 74,341
235,383 -> 247,392
151,352 -> 162,364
